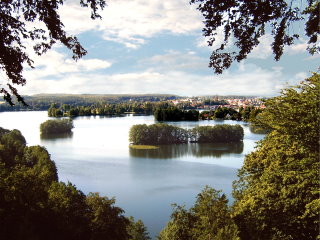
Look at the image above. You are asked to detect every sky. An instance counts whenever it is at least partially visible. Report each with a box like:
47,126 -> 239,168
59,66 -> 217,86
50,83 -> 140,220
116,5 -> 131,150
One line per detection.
17,0 -> 320,97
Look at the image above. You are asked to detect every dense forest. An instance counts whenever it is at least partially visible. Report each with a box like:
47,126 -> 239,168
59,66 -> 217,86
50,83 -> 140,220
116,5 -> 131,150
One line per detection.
159,73 -> 320,239
129,123 -> 243,145
154,107 -> 199,121
0,127 -> 150,240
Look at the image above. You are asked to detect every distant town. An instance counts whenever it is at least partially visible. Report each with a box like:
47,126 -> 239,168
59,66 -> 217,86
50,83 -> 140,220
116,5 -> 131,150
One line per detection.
170,96 -> 266,111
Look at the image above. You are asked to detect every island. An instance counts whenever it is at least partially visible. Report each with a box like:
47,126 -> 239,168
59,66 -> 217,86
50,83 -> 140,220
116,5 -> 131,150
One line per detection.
40,119 -> 74,134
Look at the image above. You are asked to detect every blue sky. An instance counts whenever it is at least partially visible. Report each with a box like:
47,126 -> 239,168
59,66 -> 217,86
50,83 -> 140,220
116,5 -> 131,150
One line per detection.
20,0 -> 319,97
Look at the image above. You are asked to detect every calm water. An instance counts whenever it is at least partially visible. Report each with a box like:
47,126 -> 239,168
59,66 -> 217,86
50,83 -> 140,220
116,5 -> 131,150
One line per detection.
0,111 -> 265,238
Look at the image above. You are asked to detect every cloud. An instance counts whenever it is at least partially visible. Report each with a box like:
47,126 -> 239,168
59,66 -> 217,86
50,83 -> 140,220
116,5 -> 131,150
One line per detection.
24,49 -> 112,79
59,0 -> 203,48
20,60 -> 296,97
249,35 -> 273,59
286,41 -> 308,55
139,50 -> 208,71
249,36 -> 309,59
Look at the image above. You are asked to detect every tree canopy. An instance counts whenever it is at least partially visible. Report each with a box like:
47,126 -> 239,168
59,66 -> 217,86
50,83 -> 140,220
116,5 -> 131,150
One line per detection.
190,0 -> 320,74
0,0 -> 106,105
158,186 -> 239,240
159,73 -> 319,239
232,73 -> 320,239
0,126 -> 150,240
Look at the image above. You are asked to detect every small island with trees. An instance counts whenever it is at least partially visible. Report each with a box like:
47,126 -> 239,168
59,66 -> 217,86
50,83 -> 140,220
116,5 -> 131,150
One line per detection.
40,119 -> 74,134
129,123 -> 244,146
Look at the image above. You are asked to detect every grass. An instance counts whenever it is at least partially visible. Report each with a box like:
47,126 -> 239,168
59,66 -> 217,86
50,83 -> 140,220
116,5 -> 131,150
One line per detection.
129,145 -> 159,150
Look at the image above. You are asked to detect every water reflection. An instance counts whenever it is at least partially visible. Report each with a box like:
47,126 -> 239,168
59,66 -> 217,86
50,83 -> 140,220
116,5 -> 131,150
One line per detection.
129,142 -> 244,159
40,132 -> 73,140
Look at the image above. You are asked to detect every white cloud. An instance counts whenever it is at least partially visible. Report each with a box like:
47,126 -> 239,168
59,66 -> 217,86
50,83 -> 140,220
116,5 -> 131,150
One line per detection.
249,36 -> 309,59
286,40 -> 308,55
139,50 -> 208,71
25,49 -> 112,79
249,34 -> 273,59
20,61 -> 293,97
59,0 -> 203,48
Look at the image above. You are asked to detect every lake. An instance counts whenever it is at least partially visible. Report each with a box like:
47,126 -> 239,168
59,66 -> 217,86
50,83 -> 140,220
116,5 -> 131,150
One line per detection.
0,111 -> 265,238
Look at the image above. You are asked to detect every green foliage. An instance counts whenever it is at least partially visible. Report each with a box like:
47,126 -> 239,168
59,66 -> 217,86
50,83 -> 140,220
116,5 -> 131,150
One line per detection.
158,186 -> 239,240
232,73 -> 320,239
199,107 -> 263,121
40,119 -> 74,134
154,107 -> 199,121
190,124 -> 244,143
0,127 -> 149,239
48,182 -> 91,239
190,0 -> 319,74
129,123 -> 189,145
127,217 -> 151,240
86,192 -> 130,240
130,123 -> 244,145
47,101 -> 170,117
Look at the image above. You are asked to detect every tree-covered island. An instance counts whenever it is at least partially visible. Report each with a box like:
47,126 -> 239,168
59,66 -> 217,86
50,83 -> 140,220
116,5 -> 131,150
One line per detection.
129,123 -> 243,145
40,119 -> 74,134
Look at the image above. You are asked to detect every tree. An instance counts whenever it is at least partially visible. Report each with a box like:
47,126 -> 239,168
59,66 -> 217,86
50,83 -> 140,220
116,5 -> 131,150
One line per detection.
86,192 -> 130,240
158,186 -> 239,240
0,0 -> 106,105
0,127 -> 149,240
127,217 -> 151,240
190,0 -> 319,74
232,73 -> 320,239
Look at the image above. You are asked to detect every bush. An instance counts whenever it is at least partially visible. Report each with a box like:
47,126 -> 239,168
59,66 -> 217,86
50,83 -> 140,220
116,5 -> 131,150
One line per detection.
40,119 -> 74,134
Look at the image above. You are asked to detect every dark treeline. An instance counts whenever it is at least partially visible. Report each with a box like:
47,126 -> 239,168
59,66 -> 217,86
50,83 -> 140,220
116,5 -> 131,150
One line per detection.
154,107 -> 199,121
0,127 -> 150,240
173,99 -> 227,110
40,119 -> 74,134
129,123 -> 243,145
48,102 -> 157,117
0,94 -> 179,112
200,106 -> 263,121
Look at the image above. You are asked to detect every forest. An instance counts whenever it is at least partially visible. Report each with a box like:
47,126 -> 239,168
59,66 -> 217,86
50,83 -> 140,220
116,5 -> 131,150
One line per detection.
0,127 -> 150,240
